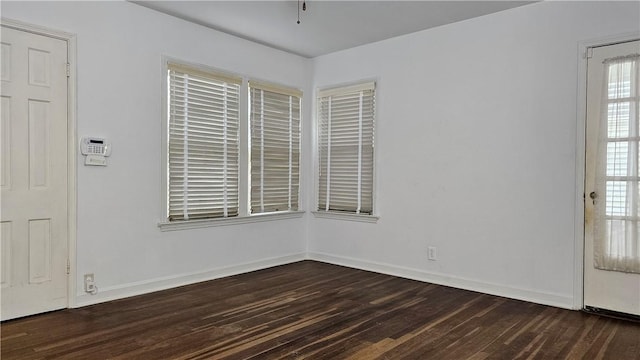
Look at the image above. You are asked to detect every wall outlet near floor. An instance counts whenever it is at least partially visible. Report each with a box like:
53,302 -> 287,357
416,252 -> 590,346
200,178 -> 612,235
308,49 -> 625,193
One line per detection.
84,273 -> 96,294
427,246 -> 437,261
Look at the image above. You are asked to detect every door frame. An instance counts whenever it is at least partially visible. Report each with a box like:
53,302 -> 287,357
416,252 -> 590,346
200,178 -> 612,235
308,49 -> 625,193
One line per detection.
575,31 -> 640,311
1,18 -> 78,309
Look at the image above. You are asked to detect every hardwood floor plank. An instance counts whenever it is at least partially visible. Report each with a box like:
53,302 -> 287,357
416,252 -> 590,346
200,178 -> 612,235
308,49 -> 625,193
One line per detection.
1,261 -> 638,359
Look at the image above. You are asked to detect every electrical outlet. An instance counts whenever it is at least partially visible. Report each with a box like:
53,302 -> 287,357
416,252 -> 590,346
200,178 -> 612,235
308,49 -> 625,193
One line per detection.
427,246 -> 437,261
84,273 -> 96,293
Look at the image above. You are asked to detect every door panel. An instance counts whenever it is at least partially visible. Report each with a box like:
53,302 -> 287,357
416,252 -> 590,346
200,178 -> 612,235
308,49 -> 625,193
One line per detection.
0,26 -> 68,320
585,40 -> 640,316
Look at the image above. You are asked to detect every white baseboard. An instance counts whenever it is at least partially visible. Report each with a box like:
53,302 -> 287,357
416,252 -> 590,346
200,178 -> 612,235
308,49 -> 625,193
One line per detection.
73,251 -> 574,310
307,252 -> 575,310
74,253 -> 306,307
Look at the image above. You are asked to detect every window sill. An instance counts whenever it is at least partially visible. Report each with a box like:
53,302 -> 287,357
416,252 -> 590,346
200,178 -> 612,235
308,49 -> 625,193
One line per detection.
311,211 -> 379,223
158,211 -> 305,232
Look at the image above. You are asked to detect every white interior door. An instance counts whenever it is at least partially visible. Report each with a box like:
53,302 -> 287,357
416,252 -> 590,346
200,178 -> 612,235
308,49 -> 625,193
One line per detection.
584,40 -> 640,316
1,26 -> 69,320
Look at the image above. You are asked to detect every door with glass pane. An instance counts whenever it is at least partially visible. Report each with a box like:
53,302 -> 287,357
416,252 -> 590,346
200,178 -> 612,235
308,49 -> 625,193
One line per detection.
585,40 -> 640,316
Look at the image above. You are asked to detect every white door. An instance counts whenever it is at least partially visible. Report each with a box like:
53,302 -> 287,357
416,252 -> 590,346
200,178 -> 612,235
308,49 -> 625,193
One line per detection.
1,26 -> 69,320
584,40 -> 640,316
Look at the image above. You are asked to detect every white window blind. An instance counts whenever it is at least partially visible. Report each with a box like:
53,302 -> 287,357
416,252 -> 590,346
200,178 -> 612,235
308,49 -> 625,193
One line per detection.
167,62 -> 241,221
317,82 -> 375,214
249,82 -> 301,214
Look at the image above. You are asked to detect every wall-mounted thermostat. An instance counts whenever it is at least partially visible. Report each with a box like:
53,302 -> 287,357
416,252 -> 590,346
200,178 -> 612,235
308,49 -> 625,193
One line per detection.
80,137 -> 111,166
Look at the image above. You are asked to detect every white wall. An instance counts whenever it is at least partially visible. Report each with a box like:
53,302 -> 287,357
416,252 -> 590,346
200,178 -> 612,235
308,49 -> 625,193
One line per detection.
1,1 -> 312,306
308,1 -> 640,308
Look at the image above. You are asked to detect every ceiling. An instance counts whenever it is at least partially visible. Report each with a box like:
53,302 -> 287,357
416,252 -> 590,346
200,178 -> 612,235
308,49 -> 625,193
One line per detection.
134,1 -> 535,58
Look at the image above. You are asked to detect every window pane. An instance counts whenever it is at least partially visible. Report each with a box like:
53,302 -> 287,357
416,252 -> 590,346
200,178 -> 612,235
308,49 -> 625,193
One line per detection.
606,181 -> 629,216
606,141 -> 628,176
607,102 -> 630,138
605,219 -> 629,257
608,61 -> 633,99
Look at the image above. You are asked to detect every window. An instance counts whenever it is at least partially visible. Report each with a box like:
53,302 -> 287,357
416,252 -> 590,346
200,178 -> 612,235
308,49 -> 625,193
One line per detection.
317,82 -> 375,215
593,55 -> 640,273
167,62 -> 241,220
249,82 -> 301,214
163,59 -> 303,227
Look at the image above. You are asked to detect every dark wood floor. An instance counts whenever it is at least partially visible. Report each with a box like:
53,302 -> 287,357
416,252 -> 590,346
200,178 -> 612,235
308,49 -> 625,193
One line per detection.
1,261 -> 639,359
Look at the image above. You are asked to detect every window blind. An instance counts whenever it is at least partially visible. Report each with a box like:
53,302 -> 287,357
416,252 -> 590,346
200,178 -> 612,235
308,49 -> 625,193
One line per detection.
317,82 -> 375,214
167,62 -> 241,220
249,82 -> 301,214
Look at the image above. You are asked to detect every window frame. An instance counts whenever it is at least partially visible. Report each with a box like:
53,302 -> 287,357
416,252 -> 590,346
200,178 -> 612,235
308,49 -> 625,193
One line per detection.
158,57 -> 304,231
313,80 -> 379,223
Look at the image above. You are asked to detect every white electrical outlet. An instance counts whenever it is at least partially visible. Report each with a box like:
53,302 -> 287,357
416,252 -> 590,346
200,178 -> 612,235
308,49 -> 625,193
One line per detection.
427,246 -> 437,261
84,273 -> 96,294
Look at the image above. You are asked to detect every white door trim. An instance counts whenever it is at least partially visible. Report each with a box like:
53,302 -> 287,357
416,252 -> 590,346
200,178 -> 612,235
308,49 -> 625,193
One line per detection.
1,18 -> 77,308
575,31 -> 640,311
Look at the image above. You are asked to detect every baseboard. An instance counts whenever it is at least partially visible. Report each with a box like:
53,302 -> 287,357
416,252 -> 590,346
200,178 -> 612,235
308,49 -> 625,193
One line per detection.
73,251 -> 574,310
307,252 -> 574,310
74,253 -> 306,307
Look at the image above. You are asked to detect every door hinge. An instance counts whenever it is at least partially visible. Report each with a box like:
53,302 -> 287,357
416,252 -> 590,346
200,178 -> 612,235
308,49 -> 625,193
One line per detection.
586,48 -> 594,59
66,259 -> 70,275
66,63 -> 70,77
